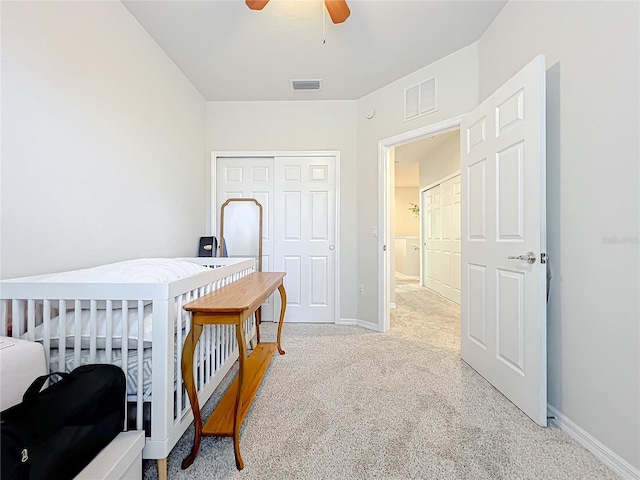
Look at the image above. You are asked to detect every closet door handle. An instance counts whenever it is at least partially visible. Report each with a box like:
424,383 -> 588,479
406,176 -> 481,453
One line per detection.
329,245 -> 335,251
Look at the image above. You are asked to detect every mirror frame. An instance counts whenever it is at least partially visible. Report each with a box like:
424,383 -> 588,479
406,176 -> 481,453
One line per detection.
218,197 -> 263,272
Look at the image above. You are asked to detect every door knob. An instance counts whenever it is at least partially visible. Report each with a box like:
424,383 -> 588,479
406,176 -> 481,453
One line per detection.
507,252 -> 536,264
329,245 -> 335,251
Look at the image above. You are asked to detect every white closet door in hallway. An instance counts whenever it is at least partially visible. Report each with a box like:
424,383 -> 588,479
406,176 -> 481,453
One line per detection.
422,174 -> 461,304
274,156 -> 336,323
214,154 -> 338,323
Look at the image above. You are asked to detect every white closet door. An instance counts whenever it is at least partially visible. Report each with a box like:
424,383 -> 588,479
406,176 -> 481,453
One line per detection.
423,185 -> 442,292
422,176 -> 461,305
439,175 -> 461,304
274,156 -> 336,323
216,157 -> 275,321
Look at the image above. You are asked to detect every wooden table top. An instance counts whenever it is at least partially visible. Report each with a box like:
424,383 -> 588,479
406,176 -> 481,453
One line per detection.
183,271 -> 286,315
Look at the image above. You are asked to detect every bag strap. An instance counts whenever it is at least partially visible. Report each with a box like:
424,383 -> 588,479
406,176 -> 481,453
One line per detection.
23,372 -> 72,403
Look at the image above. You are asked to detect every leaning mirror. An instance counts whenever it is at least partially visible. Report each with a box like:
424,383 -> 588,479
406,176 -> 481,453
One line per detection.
218,198 -> 263,272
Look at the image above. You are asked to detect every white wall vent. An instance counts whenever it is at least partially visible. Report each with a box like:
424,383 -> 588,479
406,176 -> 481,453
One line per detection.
404,76 -> 438,121
291,79 -> 322,91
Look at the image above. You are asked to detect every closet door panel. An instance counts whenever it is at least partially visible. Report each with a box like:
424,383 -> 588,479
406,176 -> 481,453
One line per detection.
274,156 -> 336,323
216,157 -> 275,321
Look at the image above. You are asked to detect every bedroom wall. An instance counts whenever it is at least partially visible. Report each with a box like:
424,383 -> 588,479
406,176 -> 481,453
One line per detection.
478,1 -> 640,471
205,100 -> 358,320
1,1 -> 206,279
355,43 -> 479,325
394,187 -> 419,237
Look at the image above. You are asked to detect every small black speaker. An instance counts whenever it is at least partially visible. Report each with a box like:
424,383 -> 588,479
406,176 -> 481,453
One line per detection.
198,236 -> 217,257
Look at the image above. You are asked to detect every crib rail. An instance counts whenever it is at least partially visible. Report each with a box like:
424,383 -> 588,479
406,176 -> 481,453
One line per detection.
0,257 -> 256,461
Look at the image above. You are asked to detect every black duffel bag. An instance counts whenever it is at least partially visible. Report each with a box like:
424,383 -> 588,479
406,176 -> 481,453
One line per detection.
1,364 -> 126,480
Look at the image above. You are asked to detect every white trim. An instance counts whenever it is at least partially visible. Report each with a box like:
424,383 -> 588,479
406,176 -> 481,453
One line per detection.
395,271 -> 419,280
378,115 -> 466,333
338,318 -> 380,332
357,318 -> 379,331
419,189 -> 424,287
547,405 -> 640,480
337,318 -> 357,326
211,150 -> 341,326
389,303 -> 397,309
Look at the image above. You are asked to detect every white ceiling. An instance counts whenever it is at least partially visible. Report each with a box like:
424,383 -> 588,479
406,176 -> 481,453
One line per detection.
122,0 -> 507,101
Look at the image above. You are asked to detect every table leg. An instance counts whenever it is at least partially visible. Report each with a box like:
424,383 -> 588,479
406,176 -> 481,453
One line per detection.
181,322 -> 203,470
255,307 -> 262,344
233,320 -> 247,470
276,283 -> 287,355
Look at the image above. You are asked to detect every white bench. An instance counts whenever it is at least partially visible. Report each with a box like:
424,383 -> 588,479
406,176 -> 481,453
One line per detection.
75,431 -> 145,480
0,336 -> 47,410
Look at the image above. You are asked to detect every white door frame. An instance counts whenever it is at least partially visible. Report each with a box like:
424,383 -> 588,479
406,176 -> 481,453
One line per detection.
377,116 -> 465,332
211,150 -> 341,325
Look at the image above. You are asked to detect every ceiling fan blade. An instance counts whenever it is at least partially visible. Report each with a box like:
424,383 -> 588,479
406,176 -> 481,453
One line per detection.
246,0 -> 270,11
324,0 -> 350,24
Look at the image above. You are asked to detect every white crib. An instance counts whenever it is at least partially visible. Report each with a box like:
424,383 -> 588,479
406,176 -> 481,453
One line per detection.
0,257 -> 256,480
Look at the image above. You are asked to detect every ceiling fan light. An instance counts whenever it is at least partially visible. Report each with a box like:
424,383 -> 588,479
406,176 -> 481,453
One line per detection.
324,0 -> 350,24
246,0 -> 269,11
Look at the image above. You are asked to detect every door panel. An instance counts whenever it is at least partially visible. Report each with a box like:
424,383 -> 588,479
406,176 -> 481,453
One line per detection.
496,268 -> 525,373
496,142 -> 524,240
283,255 -> 301,306
424,185 -> 441,292
460,55 -> 547,426
216,157 -> 275,321
310,256 -> 328,305
467,263 -> 487,347
274,156 -> 336,322
440,175 -> 461,303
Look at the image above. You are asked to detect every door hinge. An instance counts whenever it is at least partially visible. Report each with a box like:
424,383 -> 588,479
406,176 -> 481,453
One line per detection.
541,253 -> 547,264
383,245 -> 387,252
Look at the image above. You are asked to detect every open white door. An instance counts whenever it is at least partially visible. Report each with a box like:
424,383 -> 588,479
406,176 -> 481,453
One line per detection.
460,55 -> 547,426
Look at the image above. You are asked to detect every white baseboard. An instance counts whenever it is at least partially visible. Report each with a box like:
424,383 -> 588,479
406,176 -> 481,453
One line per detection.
395,271 -> 419,280
356,318 -> 379,331
337,318 -> 357,326
547,405 -> 640,480
338,318 -> 381,331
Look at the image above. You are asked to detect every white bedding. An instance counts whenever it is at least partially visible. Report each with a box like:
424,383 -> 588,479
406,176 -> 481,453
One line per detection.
14,258 -> 210,285
27,305 -> 154,349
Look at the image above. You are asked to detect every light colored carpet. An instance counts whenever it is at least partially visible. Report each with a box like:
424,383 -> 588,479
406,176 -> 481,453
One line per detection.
143,278 -> 618,479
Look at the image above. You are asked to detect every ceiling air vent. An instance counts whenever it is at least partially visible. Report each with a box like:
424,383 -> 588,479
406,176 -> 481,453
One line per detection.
291,79 -> 322,91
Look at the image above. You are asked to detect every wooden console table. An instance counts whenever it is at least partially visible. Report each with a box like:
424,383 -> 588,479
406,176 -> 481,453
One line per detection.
180,271 -> 286,471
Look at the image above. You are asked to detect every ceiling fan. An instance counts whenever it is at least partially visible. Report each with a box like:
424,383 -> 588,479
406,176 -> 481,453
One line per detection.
245,0 -> 351,24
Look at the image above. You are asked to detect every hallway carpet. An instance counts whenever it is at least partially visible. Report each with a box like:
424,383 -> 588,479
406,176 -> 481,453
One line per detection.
143,278 -> 617,479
